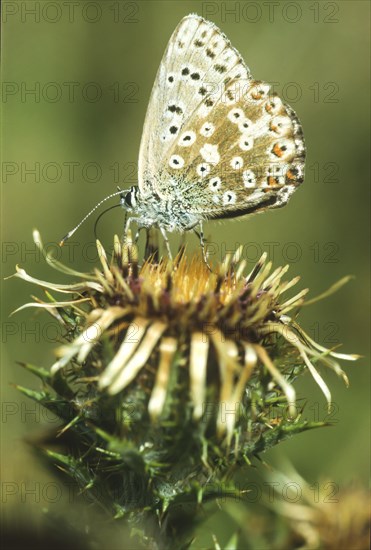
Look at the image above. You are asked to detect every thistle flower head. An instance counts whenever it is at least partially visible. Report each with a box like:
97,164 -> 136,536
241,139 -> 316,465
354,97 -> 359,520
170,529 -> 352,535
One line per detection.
9,230 -> 358,530
12,231 -> 357,440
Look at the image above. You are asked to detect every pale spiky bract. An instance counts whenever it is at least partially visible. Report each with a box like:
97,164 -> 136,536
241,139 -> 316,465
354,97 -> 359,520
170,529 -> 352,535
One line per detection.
10,230 -> 358,549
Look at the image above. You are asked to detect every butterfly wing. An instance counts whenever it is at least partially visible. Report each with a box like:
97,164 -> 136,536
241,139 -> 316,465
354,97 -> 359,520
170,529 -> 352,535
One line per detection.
138,14 -> 305,220
175,81 -> 306,219
138,14 -> 251,197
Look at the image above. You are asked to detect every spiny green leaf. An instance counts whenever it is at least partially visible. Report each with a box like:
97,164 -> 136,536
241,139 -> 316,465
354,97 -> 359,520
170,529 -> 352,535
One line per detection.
15,385 -> 50,402
17,361 -> 51,383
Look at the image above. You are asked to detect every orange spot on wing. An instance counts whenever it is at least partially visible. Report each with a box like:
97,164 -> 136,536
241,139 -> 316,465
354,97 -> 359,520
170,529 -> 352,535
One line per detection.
270,121 -> 279,133
252,90 -> 263,100
272,143 -> 284,157
267,176 -> 276,186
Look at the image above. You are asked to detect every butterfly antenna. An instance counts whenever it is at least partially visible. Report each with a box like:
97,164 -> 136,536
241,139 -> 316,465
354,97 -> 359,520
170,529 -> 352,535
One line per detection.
93,203 -> 122,242
59,189 -> 126,246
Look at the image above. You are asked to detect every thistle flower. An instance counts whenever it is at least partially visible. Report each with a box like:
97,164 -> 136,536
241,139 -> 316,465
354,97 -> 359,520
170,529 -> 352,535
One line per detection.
9,230 -> 358,548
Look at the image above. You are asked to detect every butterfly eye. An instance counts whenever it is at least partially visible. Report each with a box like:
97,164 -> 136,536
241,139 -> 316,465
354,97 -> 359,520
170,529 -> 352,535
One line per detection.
123,188 -> 137,208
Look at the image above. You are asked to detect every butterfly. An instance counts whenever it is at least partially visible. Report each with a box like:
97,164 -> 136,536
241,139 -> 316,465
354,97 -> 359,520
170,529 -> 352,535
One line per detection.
62,14 -> 305,260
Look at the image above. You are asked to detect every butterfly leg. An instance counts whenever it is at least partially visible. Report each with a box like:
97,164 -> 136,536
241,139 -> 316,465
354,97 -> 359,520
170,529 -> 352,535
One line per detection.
196,222 -> 212,271
134,225 -> 145,245
124,216 -> 142,250
159,226 -> 173,260
124,216 -> 135,235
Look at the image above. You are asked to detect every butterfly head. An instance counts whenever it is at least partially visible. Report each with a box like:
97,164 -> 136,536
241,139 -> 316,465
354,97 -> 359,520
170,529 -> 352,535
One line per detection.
121,185 -> 140,212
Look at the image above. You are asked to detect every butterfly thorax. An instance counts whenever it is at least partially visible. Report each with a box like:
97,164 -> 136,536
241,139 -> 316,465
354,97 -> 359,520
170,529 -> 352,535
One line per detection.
121,185 -> 201,233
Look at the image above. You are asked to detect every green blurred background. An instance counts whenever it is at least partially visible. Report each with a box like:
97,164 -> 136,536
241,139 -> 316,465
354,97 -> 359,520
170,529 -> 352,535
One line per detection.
2,1 -> 370,547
